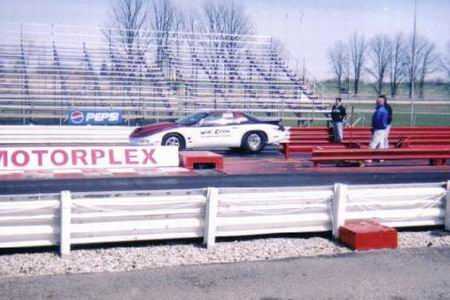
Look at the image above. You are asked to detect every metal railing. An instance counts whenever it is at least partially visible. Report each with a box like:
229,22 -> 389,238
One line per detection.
0,23 -> 327,125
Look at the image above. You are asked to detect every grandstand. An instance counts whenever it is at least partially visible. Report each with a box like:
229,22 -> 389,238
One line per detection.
0,23 -> 327,125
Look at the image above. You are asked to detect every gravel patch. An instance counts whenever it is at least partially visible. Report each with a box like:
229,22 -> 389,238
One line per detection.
398,230 -> 450,248
0,230 -> 449,278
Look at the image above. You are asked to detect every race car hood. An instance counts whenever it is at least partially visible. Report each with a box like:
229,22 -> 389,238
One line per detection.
130,122 -> 179,138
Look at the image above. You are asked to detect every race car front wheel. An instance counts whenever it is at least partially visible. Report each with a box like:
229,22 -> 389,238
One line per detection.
242,131 -> 266,153
162,134 -> 186,150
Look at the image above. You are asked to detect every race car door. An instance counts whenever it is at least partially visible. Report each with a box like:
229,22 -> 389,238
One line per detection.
193,112 -> 237,148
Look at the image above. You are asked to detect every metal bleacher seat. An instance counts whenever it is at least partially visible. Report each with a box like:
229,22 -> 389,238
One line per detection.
0,23 -> 327,124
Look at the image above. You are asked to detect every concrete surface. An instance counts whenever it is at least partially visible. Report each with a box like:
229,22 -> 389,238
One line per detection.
1,247 -> 449,300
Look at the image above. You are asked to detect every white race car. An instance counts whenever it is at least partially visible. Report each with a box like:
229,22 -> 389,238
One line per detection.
129,111 -> 288,153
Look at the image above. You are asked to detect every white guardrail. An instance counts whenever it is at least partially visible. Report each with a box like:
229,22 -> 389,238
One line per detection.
0,126 -> 133,145
0,182 -> 449,256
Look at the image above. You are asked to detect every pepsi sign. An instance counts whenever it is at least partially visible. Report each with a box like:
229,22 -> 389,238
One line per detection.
67,110 -> 124,125
70,111 -> 85,124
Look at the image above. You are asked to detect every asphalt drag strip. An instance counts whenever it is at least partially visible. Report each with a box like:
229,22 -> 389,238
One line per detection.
1,171 -> 449,195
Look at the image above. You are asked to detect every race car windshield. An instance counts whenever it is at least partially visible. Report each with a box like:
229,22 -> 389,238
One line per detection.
176,112 -> 209,126
243,113 -> 261,123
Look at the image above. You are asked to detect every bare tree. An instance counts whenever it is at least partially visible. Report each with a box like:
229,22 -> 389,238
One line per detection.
327,41 -> 348,92
407,32 -> 417,98
441,41 -> 450,82
100,61 -> 109,77
200,1 -> 254,91
348,32 -> 368,95
105,0 -> 149,93
405,36 -> 439,98
202,0 -> 253,62
389,33 -> 407,97
416,39 -> 439,98
367,34 -> 392,95
0,60 -> 4,80
104,28 -> 126,87
149,0 -> 183,65
82,42 -> 100,94
202,1 -> 252,36
106,0 -> 149,59
181,9 -> 202,89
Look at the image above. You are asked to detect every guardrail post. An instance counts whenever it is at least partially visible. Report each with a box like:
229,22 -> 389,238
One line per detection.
445,181 -> 450,231
60,190 -> 72,257
332,183 -> 348,239
204,187 -> 219,248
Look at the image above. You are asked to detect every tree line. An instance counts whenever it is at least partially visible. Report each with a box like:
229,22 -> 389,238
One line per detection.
328,32 -> 450,98
103,0 -> 253,73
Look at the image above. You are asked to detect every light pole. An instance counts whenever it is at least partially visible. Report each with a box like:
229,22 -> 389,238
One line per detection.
410,0 -> 417,126
298,10 -> 305,81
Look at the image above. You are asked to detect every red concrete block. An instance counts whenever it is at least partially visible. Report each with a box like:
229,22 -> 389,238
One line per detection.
339,220 -> 397,251
180,151 -> 224,171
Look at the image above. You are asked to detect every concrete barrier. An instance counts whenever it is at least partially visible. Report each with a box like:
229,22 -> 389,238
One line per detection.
0,125 -> 134,145
0,181 -> 448,256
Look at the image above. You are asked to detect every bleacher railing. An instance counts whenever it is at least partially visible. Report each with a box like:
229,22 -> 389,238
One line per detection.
0,23 -> 330,125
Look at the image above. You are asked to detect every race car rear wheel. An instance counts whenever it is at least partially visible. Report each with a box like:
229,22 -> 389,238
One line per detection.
162,134 -> 186,150
242,131 -> 266,153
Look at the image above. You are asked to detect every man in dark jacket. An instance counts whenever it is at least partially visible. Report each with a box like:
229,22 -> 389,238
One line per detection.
380,95 -> 393,148
330,97 -> 346,142
369,96 -> 389,149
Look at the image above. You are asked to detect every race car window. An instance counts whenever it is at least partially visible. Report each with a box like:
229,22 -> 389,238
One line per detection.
199,112 -> 226,126
199,112 -> 239,126
223,112 -> 234,120
233,112 -> 250,124
176,112 -> 208,126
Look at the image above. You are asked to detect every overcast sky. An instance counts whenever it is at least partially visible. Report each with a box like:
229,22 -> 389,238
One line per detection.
0,0 -> 449,79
